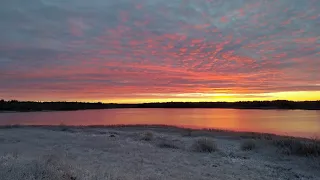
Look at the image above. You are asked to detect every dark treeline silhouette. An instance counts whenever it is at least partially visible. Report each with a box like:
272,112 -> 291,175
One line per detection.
0,99 -> 320,112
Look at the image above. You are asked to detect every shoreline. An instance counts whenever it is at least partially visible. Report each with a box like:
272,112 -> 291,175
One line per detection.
1,124 -> 318,141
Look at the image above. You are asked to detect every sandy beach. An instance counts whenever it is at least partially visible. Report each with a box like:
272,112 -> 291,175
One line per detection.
0,125 -> 319,180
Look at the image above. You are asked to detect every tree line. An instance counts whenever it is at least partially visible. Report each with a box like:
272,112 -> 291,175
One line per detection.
1,99 -> 320,112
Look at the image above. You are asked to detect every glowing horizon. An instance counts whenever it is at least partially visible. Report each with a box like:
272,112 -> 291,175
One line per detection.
1,0 -> 319,102
4,91 -> 320,104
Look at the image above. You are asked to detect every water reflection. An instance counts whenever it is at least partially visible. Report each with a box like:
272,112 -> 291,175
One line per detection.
0,109 -> 319,138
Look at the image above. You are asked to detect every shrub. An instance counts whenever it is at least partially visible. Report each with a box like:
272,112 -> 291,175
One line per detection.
0,154 -> 78,180
182,129 -> 193,137
140,131 -> 154,141
240,132 -> 273,140
0,124 -> 21,129
240,139 -> 257,151
191,137 -> 217,153
58,123 -> 69,132
0,154 -> 158,180
158,139 -> 180,149
273,138 -> 320,156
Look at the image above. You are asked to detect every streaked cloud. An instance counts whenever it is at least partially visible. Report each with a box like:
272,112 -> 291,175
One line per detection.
0,0 -> 319,102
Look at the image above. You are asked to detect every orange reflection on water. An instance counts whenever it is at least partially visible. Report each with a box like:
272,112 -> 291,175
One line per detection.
0,109 -> 319,138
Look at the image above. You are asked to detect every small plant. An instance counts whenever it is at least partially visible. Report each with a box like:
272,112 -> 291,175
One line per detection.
140,131 -> 154,141
273,138 -> 320,156
58,123 -> 69,131
240,139 -> 257,151
191,137 -> 217,153
273,138 -> 295,148
0,124 -> 21,129
182,129 -> 193,137
240,132 -> 273,140
158,139 -> 180,149
0,154 -> 78,180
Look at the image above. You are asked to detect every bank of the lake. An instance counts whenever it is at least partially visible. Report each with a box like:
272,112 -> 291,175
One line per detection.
0,125 -> 319,180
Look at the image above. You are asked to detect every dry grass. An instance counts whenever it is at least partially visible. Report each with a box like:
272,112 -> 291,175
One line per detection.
191,137 -> 217,153
273,138 -> 320,156
59,124 -> 70,132
157,139 -> 180,149
240,139 -> 257,151
0,154 -> 144,180
1,126 -> 320,180
181,129 -> 193,137
140,131 -> 154,141
239,132 -> 274,140
0,124 -> 22,129
0,154 -> 78,180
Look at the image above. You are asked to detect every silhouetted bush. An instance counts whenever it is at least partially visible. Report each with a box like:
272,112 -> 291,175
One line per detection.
240,139 -> 257,151
158,139 -> 180,149
0,154 -> 78,180
191,138 -> 217,153
140,131 -> 154,141
181,129 -> 193,137
0,124 -> 21,129
273,138 -> 320,156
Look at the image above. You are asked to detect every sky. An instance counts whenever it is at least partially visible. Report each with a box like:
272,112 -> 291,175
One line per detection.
0,0 -> 320,103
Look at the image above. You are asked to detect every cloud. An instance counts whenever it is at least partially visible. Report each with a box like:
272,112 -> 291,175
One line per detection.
0,0 -> 319,101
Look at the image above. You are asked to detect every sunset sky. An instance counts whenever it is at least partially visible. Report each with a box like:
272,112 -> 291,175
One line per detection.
0,0 -> 320,103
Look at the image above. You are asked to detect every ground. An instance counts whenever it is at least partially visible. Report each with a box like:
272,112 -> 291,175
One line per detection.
0,126 -> 319,180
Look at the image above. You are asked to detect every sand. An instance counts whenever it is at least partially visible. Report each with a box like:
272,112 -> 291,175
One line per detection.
0,126 -> 319,180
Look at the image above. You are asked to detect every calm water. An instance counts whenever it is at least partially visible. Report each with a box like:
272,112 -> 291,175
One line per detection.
0,108 -> 320,138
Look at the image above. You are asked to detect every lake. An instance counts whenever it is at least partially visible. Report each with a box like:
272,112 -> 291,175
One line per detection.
0,108 -> 319,138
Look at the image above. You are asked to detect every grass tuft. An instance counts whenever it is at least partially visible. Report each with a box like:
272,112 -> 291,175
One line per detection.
273,138 -> 320,156
240,132 -> 273,140
240,139 -> 257,151
0,124 -> 21,129
0,154 -> 78,180
58,123 -> 70,132
191,137 -> 217,153
181,129 -> 193,137
157,139 -> 180,149
140,131 -> 154,141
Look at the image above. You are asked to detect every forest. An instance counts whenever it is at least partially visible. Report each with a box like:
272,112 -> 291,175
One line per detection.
1,99 -> 320,111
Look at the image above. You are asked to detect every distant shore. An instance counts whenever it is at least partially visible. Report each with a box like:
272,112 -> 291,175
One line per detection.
0,110 -> 56,113
1,100 -> 320,113
1,107 -> 319,114
0,125 -> 319,180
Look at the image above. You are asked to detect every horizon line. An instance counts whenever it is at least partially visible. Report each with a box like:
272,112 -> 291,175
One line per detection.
2,99 -> 320,104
